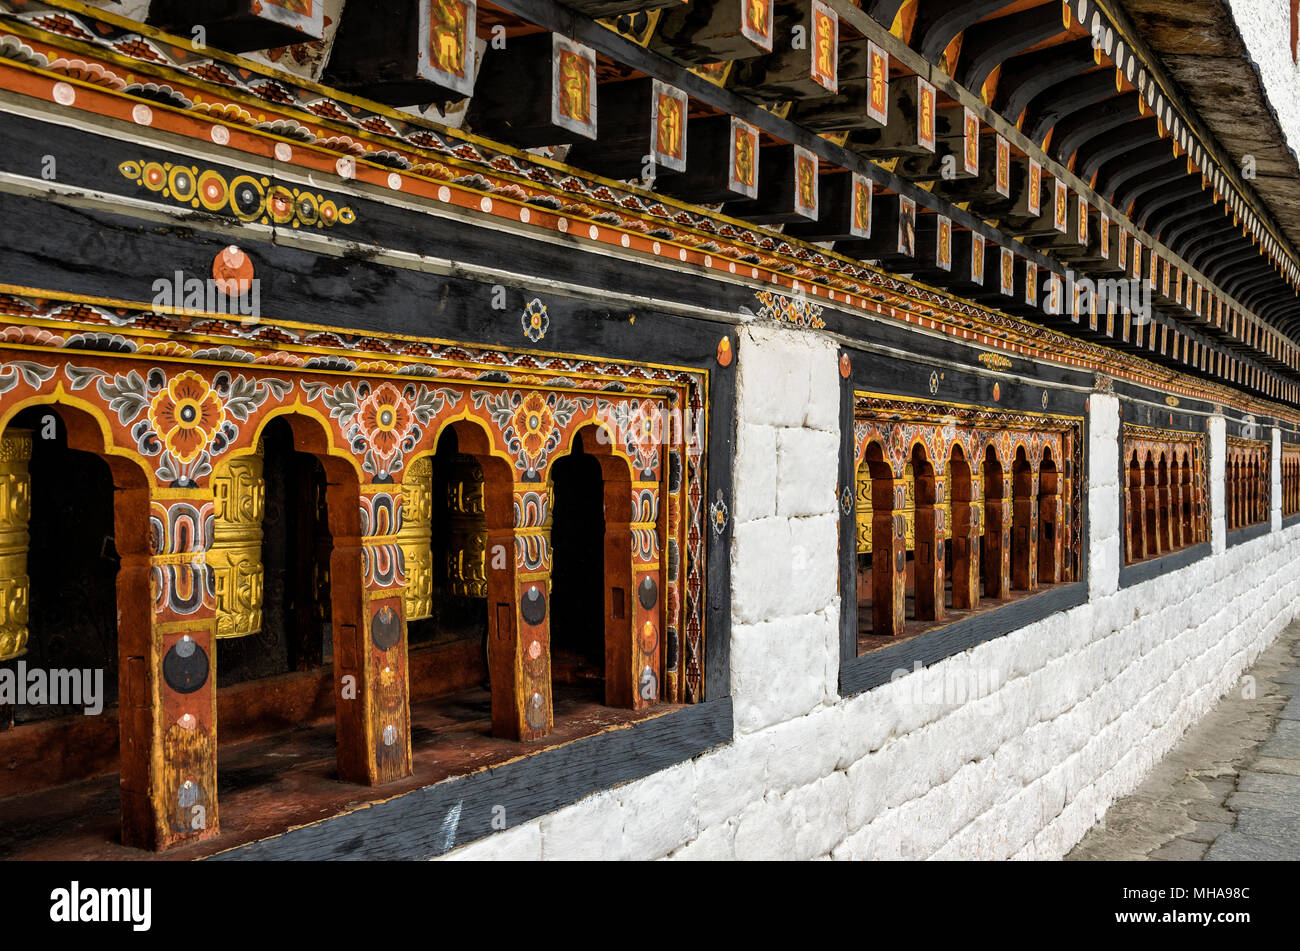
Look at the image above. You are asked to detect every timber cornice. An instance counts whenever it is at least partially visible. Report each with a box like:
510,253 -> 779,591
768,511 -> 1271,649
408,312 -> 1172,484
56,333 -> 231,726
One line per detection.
0,0 -> 1296,419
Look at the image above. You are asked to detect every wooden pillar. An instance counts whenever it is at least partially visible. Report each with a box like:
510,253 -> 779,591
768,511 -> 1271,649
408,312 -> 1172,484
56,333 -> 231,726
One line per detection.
1170,468 -> 1184,548
913,473 -> 945,622
872,478 -> 906,637
983,472 -> 1012,600
1037,468 -> 1062,584
626,479 -> 662,709
1012,466 -> 1037,591
334,485 -> 412,786
122,488 -> 219,851
1142,466 -> 1160,557
951,473 -> 980,610
488,483 -> 553,741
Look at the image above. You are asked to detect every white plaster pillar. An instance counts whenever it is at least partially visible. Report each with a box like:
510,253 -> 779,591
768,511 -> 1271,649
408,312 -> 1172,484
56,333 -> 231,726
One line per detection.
1208,413 -> 1226,554
729,323 -> 841,735
1087,393 -> 1120,598
1271,427 -> 1282,533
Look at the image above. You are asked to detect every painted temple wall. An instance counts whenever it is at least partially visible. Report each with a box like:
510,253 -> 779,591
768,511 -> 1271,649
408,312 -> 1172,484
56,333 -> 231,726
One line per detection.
1227,0 -> 1300,162
444,322 -> 1300,861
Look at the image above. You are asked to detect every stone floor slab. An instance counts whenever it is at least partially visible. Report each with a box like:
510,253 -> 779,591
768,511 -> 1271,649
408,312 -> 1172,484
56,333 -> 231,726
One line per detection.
1205,832 -> 1300,861
1258,720 -> 1300,760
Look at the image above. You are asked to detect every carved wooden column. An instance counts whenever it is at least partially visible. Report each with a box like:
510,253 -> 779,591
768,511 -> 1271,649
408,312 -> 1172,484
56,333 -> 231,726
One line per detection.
951,471 -> 980,610
913,471 -> 945,622
335,485 -> 412,786
1142,466 -> 1160,557
1170,466 -> 1185,549
122,487 -> 219,850
1012,467 -> 1037,591
626,478 -> 662,709
983,470 -> 1012,600
872,477 -> 907,637
1037,466 -> 1062,584
487,483 -> 553,741
0,429 -> 31,733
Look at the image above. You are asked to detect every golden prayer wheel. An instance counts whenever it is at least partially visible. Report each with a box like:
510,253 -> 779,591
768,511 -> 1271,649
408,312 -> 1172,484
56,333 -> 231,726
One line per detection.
210,443 -> 265,638
399,455 -> 434,621
446,454 -> 488,598
0,429 -> 32,661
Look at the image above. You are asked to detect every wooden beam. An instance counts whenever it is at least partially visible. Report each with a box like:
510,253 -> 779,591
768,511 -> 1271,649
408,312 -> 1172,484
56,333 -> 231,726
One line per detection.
148,0 -> 324,52
323,0 -> 476,105
466,32 -> 599,146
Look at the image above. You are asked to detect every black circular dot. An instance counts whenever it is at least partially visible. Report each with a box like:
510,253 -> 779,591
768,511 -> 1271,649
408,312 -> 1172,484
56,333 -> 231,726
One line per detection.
371,604 -> 402,651
638,576 -> 658,610
163,638 -> 208,694
520,586 -> 546,626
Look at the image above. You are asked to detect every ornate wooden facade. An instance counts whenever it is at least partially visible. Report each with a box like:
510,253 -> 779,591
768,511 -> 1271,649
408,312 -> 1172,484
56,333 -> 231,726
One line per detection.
1225,435 -> 1270,533
2,0 -> 1300,860
1121,425 -> 1208,565
1283,442 -> 1300,520
853,393 -> 1080,644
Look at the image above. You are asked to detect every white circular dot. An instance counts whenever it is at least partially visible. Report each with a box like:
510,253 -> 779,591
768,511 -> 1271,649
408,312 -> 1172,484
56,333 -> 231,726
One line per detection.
653,241 -> 661,254
620,233 -> 629,247
132,103 -> 153,125
729,262 -> 736,273
559,217 -> 569,233
705,255 -> 713,267
678,248 -> 687,261
387,172 -> 402,190
336,156 -> 355,179
519,206 -> 530,223
210,125 -> 230,145
274,141 -> 292,162
589,224 -> 599,239
480,196 -> 493,212
437,184 -> 450,202
751,267 -> 759,278
52,81 -> 75,105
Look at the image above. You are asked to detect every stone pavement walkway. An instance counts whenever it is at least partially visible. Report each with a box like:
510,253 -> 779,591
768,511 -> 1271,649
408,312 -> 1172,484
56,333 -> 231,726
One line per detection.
1068,619 -> 1300,861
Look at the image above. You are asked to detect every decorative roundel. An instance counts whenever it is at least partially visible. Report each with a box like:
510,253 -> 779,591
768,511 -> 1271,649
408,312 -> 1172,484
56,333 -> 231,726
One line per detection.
895,550 -> 905,573
639,620 -> 659,654
197,169 -> 228,211
168,165 -> 197,204
638,666 -> 658,702
296,192 -> 320,226
638,576 -> 658,610
521,585 -> 546,626
162,636 -> 209,694
267,185 -> 296,224
716,336 -> 733,366
371,604 -> 402,651
525,691 -> 547,730
523,637 -> 547,678
382,724 -> 398,747
992,381 -> 1001,402
229,174 -> 266,219
142,161 -> 167,192
212,245 -> 253,296
1041,389 -> 1049,409
839,353 -> 851,378
177,780 -> 199,810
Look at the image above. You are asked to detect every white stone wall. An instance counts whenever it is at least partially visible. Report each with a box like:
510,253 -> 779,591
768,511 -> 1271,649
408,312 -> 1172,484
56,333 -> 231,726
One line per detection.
1227,0 -> 1300,163
443,326 -> 1300,861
